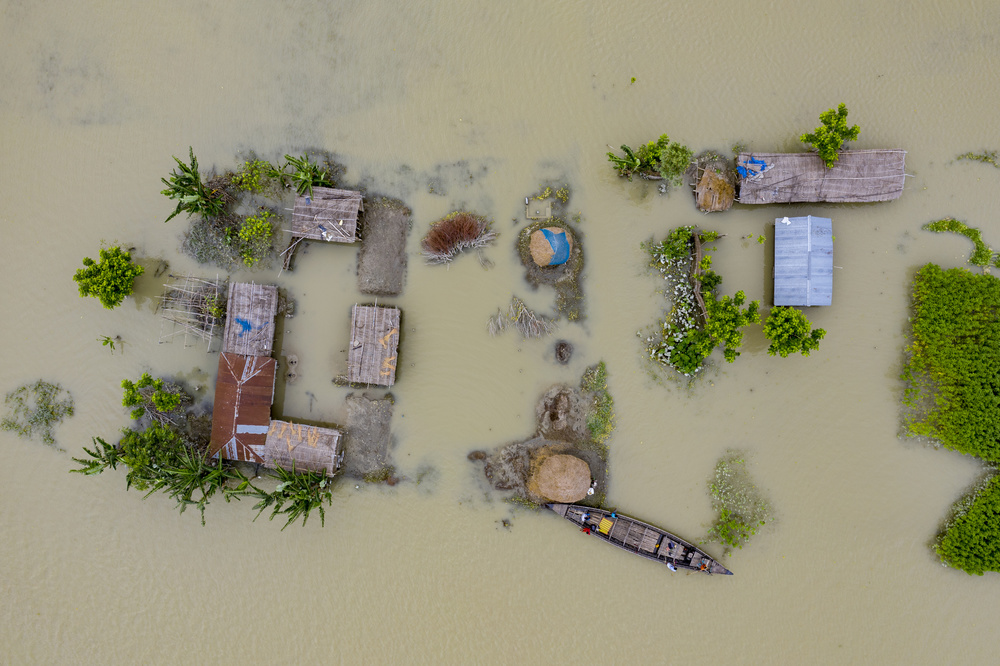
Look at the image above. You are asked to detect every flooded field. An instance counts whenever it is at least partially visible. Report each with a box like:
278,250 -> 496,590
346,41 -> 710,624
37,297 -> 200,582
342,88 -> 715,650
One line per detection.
2,1 -> 1000,663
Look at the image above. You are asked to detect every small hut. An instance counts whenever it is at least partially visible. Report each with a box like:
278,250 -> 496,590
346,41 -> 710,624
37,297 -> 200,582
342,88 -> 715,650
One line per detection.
290,187 -> 363,244
222,282 -> 278,357
773,215 -> 833,307
209,353 -> 277,463
737,150 -> 906,204
263,420 -> 344,477
347,305 -> 401,386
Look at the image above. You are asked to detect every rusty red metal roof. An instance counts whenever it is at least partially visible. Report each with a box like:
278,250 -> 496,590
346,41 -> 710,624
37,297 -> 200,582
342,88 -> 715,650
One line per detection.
209,353 -> 276,463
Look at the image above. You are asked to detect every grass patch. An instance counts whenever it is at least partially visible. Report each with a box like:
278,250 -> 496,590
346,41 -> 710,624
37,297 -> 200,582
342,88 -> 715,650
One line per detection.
363,465 -> 396,484
581,361 -> 615,451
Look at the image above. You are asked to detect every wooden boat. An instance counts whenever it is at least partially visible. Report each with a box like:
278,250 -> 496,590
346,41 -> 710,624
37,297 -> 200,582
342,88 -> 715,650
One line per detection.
546,503 -> 733,575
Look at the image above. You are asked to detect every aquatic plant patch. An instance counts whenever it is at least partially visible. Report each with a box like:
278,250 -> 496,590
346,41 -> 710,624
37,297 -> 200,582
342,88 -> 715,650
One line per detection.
936,474 -> 1000,575
706,451 -> 772,552
1,380 -> 74,448
956,150 -> 999,169
922,218 -> 997,268
901,263 -> 1000,461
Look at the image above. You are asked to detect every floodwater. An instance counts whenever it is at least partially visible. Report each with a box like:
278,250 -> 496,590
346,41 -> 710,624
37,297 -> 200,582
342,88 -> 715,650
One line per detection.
2,1 -> 999,663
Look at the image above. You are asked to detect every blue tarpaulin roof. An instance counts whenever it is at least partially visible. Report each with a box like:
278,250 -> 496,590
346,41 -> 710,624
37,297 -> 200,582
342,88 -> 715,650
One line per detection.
773,216 -> 833,306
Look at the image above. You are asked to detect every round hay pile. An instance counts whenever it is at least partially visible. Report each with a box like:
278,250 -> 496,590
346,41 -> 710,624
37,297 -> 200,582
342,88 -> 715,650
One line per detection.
528,453 -> 591,502
529,227 -> 574,266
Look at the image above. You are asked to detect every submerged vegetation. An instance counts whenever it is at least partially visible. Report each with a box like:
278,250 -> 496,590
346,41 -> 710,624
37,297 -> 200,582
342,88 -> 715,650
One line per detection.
956,149 -> 999,169
607,134 -> 693,186
922,218 -> 999,268
421,211 -> 497,264
645,226 -> 760,376
487,296 -> 556,338
706,451 -> 773,552
763,306 -> 826,357
901,264 -> 1000,461
73,246 -> 144,309
1,380 -> 74,448
800,103 -> 860,168
936,474 -> 1000,575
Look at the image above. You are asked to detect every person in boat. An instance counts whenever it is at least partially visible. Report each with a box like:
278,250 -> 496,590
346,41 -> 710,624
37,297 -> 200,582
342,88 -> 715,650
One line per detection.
581,526 -> 592,534
667,562 -> 677,572
699,561 -> 708,571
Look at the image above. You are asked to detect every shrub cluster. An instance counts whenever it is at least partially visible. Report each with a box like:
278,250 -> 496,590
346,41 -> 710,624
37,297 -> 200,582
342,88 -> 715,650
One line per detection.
421,211 -> 497,264
73,246 -> 144,309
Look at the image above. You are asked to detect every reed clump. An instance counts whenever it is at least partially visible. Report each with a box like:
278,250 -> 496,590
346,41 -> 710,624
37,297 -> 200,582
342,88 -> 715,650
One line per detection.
487,296 -> 556,338
421,211 -> 497,264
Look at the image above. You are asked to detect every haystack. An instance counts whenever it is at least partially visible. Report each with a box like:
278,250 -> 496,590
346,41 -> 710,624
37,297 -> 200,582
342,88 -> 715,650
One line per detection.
528,453 -> 591,502
529,227 -> 574,266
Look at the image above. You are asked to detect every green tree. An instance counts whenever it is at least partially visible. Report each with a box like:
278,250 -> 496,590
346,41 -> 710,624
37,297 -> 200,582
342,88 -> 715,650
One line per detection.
608,134 -> 693,185
800,103 -> 861,168
121,373 -> 189,425
763,306 -> 826,357
160,147 -> 226,222
704,290 -> 761,362
73,246 -> 144,309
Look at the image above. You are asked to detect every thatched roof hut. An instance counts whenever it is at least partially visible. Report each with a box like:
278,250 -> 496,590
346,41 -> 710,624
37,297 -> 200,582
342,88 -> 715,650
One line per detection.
347,305 -> 400,386
262,420 -> 344,477
291,186 -> 363,244
209,353 -> 277,463
737,150 -> 906,204
774,215 -> 833,306
222,282 -> 278,357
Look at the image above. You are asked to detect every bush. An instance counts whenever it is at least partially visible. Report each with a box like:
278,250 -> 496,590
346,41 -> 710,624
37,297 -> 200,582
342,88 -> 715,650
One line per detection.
763,306 -> 826,357
237,210 -> 275,267
800,103 -> 860,168
936,474 -> 1000,575
1,380 -> 74,447
230,159 -> 276,194
281,154 -> 334,197
421,212 -> 498,264
901,264 -> 1000,460
73,246 -> 144,309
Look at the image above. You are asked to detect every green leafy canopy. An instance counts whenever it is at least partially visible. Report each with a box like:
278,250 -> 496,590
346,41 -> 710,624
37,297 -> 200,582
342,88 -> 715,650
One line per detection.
73,246 -> 144,309
800,103 -> 861,168
763,306 -> 826,357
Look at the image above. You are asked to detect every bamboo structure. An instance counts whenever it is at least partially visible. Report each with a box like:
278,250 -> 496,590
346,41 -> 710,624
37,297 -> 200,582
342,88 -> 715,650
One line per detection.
736,150 -> 906,204
347,304 -> 401,386
157,275 -> 228,351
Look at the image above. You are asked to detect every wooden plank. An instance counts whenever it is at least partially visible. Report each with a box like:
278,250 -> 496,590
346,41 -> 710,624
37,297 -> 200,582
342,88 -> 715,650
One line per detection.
347,305 -> 400,386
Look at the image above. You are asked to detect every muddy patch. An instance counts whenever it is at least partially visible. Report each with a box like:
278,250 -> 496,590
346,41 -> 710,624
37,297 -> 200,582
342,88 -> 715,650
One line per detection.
357,197 -> 412,296
342,392 -> 397,483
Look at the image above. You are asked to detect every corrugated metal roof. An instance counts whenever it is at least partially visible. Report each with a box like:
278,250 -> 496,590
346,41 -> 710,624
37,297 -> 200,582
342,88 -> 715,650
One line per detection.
774,216 -> 833,307
222,282 -> 278,356
291,186 -> 362,243
738,150 -> 906,204
209,353 -> 276,463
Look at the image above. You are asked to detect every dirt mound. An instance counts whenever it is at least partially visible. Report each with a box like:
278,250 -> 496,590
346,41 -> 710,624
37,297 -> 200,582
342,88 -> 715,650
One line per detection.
528,453 -> 591,502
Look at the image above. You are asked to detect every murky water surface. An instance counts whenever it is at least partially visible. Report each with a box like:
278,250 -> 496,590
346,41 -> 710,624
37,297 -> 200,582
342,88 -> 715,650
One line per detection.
2,1 -> 1000,663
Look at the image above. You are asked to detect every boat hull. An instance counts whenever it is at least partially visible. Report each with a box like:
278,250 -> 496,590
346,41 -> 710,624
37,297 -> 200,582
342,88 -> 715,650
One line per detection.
546,503 -> 732,575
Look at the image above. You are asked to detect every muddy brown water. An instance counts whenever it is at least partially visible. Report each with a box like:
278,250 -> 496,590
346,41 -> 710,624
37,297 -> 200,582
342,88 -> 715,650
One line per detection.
2,1 -> 1000,663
